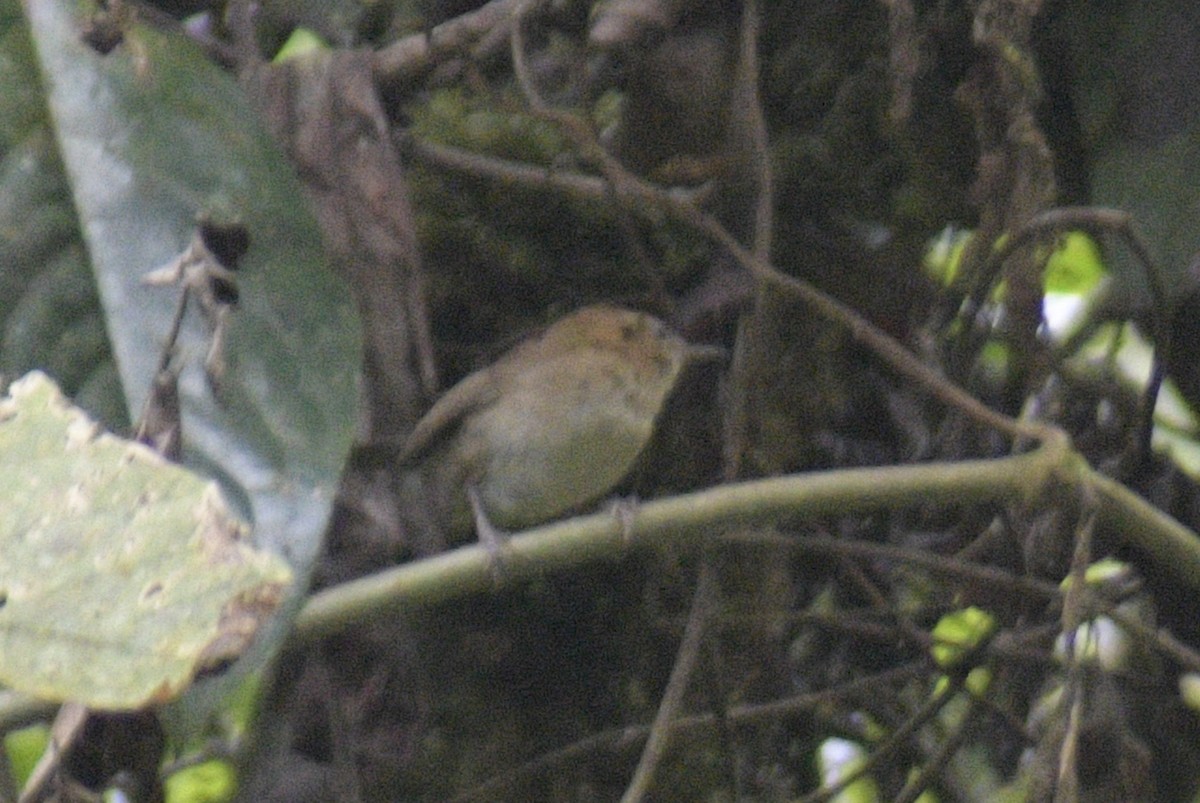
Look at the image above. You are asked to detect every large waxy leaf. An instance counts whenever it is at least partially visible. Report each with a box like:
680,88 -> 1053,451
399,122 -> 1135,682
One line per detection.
19,0 -> 360,580
9,0 -> 361,720
0,1 -> 120,424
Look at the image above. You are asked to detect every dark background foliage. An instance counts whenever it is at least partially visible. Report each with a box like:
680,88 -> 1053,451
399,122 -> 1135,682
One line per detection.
7,0 -> 1200,800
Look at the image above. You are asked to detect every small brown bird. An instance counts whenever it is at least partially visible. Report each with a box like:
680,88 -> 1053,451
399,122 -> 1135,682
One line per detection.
399,304 -> 710,544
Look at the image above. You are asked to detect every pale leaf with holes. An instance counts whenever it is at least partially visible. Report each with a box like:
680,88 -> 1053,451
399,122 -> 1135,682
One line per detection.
0,372 -> 292,710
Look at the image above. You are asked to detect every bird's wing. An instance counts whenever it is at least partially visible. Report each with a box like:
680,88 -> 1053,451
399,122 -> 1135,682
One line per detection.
397,368 -> 501,465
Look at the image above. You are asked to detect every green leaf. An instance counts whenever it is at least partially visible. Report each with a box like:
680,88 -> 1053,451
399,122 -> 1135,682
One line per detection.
272,27 -> 329,63
922,225 -> 972,287
1043,231 -> 1105,294
0,4 -> 119,424
164,759 -> 237,803
0,372 -> 292,709
21,0 -> 361,576
15,0 -> 361,726
930,606 -> 995,669
3,723 -> 48,789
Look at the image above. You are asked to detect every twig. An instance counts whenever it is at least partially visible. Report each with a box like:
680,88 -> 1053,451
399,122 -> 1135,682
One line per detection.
371,0 -> 517,86
406,135 -> 604,196
794,674 -> 963,803
899,696 -> 985,803
723,531 -> 1064,602
620,561 -> 717,803
825,544 -> 933,654
450,663 -> 925,802
17,703 -> 88,803
738,0 -> 772,261
1051,485 -> 1099,802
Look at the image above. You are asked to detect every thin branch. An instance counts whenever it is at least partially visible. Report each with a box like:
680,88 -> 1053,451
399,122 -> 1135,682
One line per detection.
404,135 -> 606,202
900,696 -> 986,803
737,0 -> 772,261
723,532 -> 1064,602
621,561 -> 717,803
371,0 -> 517,87
1052,486 -> 1099,803
450,662 -> 926,802
794,674 -> 963,803
294,443 -> 1070,643
17,702 -> 88,803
